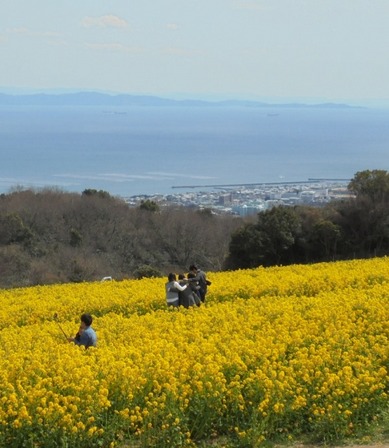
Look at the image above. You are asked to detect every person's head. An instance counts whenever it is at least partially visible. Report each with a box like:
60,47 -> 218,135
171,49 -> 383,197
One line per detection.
80,313 -> 93,328
178,273 -> 186,280
187,272 -> 196,279
168,272 -> 176,282
189,264 -> 198,272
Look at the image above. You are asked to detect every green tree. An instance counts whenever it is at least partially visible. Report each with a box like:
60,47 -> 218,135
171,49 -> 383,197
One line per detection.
256,206 -> 302,266
139,199 -> 160,212
82,189 -> 112,199
226,206 -> 302,269
133,264 -> 163,279
348,169 -> 389,203
310,219 -> 342,260
335,195 -> 389,257
340,170 -> 389,256
225,223 -> 264,269
69,228 -> 82,247
0,213 -> 34,246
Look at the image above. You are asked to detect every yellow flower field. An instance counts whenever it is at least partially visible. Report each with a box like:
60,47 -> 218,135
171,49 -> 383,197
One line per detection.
0,258 -> 388,447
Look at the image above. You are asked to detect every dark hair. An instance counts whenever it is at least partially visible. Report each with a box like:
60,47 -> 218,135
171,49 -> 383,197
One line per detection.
189,264 -> 198,271
187,272 -> 196,279
178,273 -> 186,280
168,272 -> 176,282
81,313 -> 93,327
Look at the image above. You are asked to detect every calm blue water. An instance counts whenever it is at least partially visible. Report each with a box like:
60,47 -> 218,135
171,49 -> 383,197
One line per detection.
0,105 -> 388,197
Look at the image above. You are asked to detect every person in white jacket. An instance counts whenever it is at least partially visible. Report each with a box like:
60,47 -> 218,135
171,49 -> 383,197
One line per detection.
165,272 -> 187,307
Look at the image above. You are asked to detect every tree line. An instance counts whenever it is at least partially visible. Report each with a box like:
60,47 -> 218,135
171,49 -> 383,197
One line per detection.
225,169 -> 389,269
0,187 -> 241,288
0,169 -> 388,289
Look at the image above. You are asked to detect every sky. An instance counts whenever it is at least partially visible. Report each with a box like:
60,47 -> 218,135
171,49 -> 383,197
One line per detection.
1,0 -> 389,104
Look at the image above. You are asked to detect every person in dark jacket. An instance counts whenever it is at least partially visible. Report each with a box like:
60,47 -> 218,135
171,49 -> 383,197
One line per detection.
187,272 -> 201,306
189,264 -> 211,303
177,274 -> 197,308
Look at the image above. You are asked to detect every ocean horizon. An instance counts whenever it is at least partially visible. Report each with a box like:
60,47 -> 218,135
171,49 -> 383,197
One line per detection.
1,105 -> 388,197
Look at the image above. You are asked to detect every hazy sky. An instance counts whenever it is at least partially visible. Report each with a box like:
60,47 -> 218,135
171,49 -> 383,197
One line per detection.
1,0 -> 389,103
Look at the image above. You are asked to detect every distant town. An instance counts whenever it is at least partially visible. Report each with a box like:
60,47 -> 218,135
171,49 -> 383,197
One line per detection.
124,179 -> 353,216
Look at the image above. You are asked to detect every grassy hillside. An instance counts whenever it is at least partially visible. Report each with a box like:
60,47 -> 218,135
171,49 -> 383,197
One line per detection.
0,258 -> 388,447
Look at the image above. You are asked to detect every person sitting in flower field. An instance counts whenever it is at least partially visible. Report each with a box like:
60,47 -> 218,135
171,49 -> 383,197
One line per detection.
165,273 -> 188,307
68,313 -> 97,348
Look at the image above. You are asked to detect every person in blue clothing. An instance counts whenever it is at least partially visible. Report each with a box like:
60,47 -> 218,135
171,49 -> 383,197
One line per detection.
68,313 -> 97,348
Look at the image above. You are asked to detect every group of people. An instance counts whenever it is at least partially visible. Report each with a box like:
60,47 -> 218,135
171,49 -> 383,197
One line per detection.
165,264 -> 211,308
66,266 -> 210,348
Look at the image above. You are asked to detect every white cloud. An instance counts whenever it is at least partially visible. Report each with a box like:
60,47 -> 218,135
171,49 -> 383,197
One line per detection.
161,47 -> 201,57
54,173 -> 156,182
54,172 -> 216,183
84,42 -> 143,53
6,27 -> 29,34
166,23 -> 179,31
81,15 -> 128,29
233,1 -> 266,10
148,172 -> 215,180
6,27 -> 62,38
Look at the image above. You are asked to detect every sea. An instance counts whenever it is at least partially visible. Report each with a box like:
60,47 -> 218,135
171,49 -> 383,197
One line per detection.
1,104 -> 388,198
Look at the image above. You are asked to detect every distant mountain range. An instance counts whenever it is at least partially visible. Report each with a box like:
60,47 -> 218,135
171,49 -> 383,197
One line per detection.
0,92 -> 361,108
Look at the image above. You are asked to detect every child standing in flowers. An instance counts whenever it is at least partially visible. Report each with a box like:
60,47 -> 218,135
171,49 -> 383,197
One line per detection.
68,313 -> 97,348
165,273 -> 188,307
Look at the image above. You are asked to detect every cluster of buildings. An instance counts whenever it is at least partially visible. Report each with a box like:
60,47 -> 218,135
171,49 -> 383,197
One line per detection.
125,180 -> 353,217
